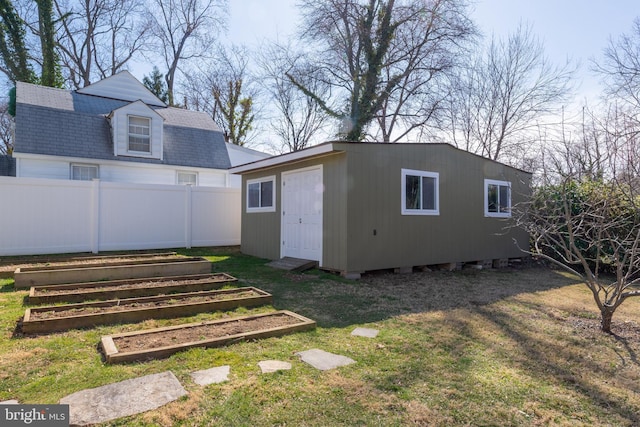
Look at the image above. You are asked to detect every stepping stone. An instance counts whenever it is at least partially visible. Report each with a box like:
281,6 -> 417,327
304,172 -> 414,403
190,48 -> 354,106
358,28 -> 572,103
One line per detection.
190,366 -> 230,386
258,360 -> 292,373
296,349 -> 356,371
351,327 -> 379,338
0,400 -> 19,404
59,371 -> 187,426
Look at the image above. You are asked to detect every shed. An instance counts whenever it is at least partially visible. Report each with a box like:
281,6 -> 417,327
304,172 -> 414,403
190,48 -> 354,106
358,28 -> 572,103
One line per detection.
229,142 -> 531,278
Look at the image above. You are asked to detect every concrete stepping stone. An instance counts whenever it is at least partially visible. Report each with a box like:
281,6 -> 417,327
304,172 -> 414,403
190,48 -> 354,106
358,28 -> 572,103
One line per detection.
190,365 -> 230,386
351,327 -> 379,338
59,371 -> 187,426
258,360 -> 292,373
296,349 -> 356,371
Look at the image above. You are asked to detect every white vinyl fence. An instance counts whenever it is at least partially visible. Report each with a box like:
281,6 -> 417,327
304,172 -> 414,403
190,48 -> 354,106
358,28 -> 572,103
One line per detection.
0,177 -> 241,256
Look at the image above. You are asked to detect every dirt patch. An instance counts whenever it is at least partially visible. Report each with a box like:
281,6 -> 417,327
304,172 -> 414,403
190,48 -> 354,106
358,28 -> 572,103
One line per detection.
568,316 -> 640,341
30,289 -> 262,320
33,274 -> 232,296
113,313 -> 302,352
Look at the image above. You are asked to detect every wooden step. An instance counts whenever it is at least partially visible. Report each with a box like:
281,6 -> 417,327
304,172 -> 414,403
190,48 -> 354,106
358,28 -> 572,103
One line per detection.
267,257 -> 317,272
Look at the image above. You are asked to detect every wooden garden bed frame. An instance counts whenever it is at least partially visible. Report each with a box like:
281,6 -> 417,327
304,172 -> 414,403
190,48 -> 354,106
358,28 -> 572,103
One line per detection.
100,310 -> 316,363
14,256 -> 212,288
21,287 -> 271,334
27,273 -> 237,304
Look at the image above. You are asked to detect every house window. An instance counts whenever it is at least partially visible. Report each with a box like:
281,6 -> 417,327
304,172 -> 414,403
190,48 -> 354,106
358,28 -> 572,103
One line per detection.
177,171 -> 197,186
71,164 -> 99,181
401,169 -> 439,215
247,176 -> 275,212
128,115 -> 151,153
485,179 -> 511,217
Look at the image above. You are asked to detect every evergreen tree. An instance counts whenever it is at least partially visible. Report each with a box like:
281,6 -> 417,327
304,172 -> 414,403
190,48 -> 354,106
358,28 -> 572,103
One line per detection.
143,66 -> 169,103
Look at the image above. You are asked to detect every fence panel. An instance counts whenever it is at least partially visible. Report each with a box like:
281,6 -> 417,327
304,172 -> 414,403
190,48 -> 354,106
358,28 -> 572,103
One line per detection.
0,177 -> 240,256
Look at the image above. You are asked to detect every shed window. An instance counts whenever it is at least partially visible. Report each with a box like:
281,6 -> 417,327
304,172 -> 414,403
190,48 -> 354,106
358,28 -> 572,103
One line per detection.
71,163 -> 99,181
401,169 -> 439,215
177,171 -> 197,186
485,179 -> 511,217
247,176 -> 275,212
128,116 -> 151,153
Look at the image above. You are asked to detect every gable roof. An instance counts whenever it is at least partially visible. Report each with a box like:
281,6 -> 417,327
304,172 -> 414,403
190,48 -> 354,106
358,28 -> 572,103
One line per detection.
77,71 -> 166,107
229,141 -> 532,175
14,80 -> 231,170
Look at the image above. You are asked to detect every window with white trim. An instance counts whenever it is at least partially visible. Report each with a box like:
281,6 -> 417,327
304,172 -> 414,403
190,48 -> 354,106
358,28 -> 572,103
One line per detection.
485,179 -> 511,217
71,163 -> 99,181
401,169 -> 439,215
247,176 -> 275,212
177,171 -> 197,186
128,115 -> 151,153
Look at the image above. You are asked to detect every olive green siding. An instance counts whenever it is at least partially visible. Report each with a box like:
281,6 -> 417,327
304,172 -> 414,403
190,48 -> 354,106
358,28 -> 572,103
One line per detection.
237,143 -> 531,274
239,154 -> 348,265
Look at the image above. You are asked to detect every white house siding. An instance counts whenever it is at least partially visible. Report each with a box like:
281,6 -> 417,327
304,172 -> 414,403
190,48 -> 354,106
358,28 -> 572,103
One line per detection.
14,154 -> 230,187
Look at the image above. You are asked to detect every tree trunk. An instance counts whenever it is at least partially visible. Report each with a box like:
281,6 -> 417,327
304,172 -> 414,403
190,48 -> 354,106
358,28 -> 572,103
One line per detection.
601,308 -> 614,333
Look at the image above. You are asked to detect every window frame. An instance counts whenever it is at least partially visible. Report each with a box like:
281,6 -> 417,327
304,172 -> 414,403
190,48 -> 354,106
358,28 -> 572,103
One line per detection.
70,163 -> 99,181
177,171 -> 198,186
246,175 -> 276,213
401,168 -> 440,216
127,115 -> 151,154
484,179 -> 512,218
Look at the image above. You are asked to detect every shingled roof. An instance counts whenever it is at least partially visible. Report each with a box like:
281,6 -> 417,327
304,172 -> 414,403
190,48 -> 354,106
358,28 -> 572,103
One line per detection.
13,76 -> 231,170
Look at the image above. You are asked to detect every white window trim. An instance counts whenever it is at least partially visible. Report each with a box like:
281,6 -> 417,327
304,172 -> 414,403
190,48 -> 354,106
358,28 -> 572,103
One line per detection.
127,115 -> 152,155
70,163 -> 99,181
484,179 -> 511,218
247,175 -> 276,213
177,171 -> 198,186
401,168 -> 439,216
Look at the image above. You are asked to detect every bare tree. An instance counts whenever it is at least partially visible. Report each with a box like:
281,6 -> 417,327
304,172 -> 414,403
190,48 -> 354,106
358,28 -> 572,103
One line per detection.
517,164 -> 640,333
183,45 -> 257,145
147,0 -> 227,106
448,23 -> 574,162
290,0 -> 476,142
518,90 -> 640,334
0,101 -> 13,155
257,43 -> 330,152
54,0 -> 149,88
595,17 -> 640,111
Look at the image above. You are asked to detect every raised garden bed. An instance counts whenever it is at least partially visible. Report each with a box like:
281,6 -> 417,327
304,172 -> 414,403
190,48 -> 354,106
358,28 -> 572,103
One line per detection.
21,287 -> 271,334
100,310 -> 317,364
28,273 -> 237,305
0,252 -> 178,279
14,256 -> 211,289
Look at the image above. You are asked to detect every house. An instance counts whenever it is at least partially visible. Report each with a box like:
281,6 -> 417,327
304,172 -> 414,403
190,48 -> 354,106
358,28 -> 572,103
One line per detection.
11,71 -> 267,186
229,142 -> 532,278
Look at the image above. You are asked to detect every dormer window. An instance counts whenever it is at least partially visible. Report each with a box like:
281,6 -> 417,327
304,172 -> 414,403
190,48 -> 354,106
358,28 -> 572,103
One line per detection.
109,101 -> 163,160
128,116 -> 151,153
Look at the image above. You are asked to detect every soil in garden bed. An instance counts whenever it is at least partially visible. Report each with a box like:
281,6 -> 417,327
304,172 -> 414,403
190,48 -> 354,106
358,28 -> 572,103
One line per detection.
32,274 -> 234,296
29,289 -> 263,320
113,313 -> 303,352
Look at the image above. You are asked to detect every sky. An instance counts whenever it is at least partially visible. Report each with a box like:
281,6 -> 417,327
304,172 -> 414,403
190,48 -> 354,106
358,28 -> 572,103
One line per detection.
213,0 -> 640,104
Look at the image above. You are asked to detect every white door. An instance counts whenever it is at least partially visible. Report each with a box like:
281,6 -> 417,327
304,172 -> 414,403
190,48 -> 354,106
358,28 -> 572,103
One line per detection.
281,166 -> 323,263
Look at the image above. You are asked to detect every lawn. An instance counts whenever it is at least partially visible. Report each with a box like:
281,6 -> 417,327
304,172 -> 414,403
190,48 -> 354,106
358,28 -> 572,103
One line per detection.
1,247 -> 640,426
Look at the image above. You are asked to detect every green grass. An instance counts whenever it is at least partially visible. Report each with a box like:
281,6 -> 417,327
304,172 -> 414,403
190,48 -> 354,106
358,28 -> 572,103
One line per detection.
1,247 -> 640,426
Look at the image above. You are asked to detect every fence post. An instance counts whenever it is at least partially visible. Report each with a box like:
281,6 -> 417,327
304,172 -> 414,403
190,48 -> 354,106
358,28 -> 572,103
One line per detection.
185,184 -> 193,249
91,179 -> 100,253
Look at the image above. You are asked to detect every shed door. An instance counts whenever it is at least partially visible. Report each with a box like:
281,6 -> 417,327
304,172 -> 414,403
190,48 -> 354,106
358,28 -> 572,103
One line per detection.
281,166 -> 323,263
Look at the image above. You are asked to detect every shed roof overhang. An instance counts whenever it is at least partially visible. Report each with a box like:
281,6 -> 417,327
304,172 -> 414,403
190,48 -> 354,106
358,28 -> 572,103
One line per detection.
228,142 -> 342,174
